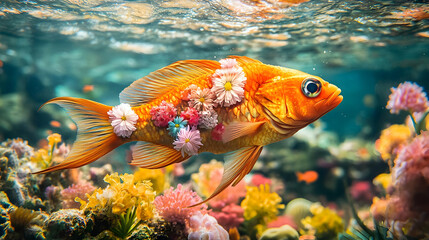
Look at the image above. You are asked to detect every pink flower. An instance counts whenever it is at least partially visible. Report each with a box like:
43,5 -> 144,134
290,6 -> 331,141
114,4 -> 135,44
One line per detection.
150,101 -> 177,127
180,107 -> 200,126
189,88 -> 215,112
61,182 -> 96,209
173,126 -> 203,157
211,59 -> 247,107
209,204 -> 244,230
386,81 -> 428,114
153,184 -> 207,224
108,103 -> 139,138
199,109 -> 218,129
188,211 -> 229,240
181,84 -> 199,101
211,123 -> 225,141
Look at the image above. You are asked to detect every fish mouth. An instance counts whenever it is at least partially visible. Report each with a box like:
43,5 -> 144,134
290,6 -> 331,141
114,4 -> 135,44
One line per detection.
315,87 -> 343,111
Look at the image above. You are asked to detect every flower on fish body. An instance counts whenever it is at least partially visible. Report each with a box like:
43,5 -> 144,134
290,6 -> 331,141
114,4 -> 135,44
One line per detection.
167,117 -> 188,138
108,103 -> 139,138
180,107 -> 200,126
149,101 -> 177,128
181,84 -> 199,101
211,123 -> 225,141
173,126 -> 203,157
211,58 -> 247,107
386,81 -> 428,114
199,109 -> 218,129
189,87 -> 216,112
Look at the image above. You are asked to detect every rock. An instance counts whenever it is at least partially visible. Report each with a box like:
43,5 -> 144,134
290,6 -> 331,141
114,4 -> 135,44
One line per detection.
45,209 -> 87,239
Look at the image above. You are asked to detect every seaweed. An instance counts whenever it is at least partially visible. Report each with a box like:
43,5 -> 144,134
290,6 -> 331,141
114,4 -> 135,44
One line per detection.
110,206 -> 141,239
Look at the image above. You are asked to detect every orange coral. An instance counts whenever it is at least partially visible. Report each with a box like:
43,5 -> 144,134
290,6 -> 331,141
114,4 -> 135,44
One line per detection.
375,124 -> 411,161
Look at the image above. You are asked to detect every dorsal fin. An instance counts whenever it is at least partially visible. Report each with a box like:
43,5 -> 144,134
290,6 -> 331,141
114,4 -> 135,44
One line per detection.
229,56 -> 262,66
120,60 -> 220,107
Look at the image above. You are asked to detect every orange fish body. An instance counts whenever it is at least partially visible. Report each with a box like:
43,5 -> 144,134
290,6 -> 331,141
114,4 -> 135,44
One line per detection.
296,171 -> 319,184
36,56 -> 342,205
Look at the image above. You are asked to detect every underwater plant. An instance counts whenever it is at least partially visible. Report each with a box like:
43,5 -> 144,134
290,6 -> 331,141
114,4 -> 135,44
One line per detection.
8,207 -> 40,232
241,184 -> 284,238
110,206 -> 141,239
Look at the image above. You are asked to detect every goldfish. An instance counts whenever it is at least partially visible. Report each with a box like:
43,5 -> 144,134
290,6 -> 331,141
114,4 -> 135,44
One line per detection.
34,56 -> 342,205
296,171 -> 318,184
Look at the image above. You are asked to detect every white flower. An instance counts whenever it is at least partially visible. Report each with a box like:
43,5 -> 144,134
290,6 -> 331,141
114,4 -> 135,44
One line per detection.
211,59 -> 247,107
199,109 -> 218,129
107,103 -> 139,138
189,88 -> 215,112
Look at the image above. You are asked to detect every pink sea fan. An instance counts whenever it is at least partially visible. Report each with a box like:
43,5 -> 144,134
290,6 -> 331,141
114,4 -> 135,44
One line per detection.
61,182 -> 96,209
153,184 -> 207,224
188,211 -> 229,240
209,203 -> 244,230
180,107 -> 200,126
150,101 -> 177,127
386,81 -> 428,114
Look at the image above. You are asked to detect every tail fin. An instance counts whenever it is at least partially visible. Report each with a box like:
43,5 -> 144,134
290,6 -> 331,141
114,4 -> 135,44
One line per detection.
34,97 -> 123,174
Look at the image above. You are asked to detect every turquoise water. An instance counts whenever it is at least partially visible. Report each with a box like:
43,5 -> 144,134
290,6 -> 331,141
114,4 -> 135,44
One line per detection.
0,1 -> 428,239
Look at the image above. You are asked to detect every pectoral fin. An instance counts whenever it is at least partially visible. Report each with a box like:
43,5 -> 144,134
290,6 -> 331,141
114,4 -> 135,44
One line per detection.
129,142 -> 189,169
222,121 -> 265,143
188,145 -> 263,207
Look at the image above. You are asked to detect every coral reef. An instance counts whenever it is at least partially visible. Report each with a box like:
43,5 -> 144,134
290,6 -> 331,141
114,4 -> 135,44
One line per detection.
61,182 -> 95,209
301,203 -> 344,240
45,209 -> 87,239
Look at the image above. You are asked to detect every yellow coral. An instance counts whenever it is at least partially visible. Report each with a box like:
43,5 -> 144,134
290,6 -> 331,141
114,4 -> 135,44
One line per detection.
47,133 -> 62,149
373,173 -> 392,190
133,168 -> 169,195
30,149 -> 50,168
301,203 -> 344,240
241,184 -> 284,236
375,124 -> 411,161
77,173 -> 155,221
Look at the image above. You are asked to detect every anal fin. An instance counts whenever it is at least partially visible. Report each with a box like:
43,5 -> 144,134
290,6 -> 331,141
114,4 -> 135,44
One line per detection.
222,121 -> 265,143
130,142 -> 189,169
188,145 -> 263,207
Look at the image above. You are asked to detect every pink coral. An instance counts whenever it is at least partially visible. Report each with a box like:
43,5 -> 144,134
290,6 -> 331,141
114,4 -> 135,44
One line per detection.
251,173 -> 272,187
150,101 -> 177,127
180,107 -> 200,126
153,184 -> 207,224
350,181 -> 373,203
209,203 -> 244,230
386,81 -> 428,114
386,131 -> 429,237
61,182 -> 96,209
188,211 -> 229,240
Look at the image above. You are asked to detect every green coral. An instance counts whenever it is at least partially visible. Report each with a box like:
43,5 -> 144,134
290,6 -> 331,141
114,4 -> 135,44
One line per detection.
301,203 -> 344,240
241,184 -> 284,238
260,225 -> 299,240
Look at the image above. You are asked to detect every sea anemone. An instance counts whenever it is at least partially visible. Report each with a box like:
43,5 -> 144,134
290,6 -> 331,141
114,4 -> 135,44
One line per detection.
173,126 -> 202,157
188,211 -> 229,240
153,184 -> 207,225
386,81 -> 428,114
150,101 -> 177,128
107,103 -> 139,138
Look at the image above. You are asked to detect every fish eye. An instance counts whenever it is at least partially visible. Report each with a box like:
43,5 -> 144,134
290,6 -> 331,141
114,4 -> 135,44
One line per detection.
301,78 -> 322,98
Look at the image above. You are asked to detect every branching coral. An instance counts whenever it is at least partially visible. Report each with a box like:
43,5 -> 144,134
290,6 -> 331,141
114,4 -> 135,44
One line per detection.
241,184 -> 284,237
301,203 -> 344,240
77,173 -> 155,221
153,184 -> 207,225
